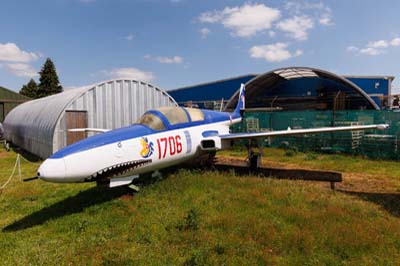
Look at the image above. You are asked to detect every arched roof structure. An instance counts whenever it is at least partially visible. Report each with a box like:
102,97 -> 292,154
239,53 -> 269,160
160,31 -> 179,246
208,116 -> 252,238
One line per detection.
4,79 -> 177,158
225,67 -> 380,111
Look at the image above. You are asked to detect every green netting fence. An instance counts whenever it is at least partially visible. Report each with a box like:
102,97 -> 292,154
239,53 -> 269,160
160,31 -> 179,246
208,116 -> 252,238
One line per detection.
232,110 -> 400,160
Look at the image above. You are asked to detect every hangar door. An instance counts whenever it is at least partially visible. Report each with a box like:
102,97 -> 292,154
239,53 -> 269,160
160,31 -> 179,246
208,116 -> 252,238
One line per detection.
65,110 -> 88,145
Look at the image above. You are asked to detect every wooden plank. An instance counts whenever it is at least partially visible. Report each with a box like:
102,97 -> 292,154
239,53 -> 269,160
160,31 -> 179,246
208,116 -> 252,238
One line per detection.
66,111 -> 88,146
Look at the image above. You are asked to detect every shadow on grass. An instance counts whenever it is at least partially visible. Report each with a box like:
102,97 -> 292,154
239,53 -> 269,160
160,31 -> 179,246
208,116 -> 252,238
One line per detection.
2,186 -> 131,232
10,146 -> 41,162
338,190 -> 400,218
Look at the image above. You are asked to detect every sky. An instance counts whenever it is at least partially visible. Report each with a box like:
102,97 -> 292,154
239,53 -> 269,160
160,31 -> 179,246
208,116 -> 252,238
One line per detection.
1,0 -> 400,93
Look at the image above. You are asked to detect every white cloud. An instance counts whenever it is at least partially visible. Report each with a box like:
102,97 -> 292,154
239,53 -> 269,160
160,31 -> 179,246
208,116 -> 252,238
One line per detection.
156,56 -> 183,64
0,43 -> 39,63
390,37 -> 400,46
283,1 -> 303,14
269,30 -> 276,37
294,49 -> 303,56
199,3 -> 281,37
319,14 -> 333,26
124,34 -> 134,41
367,40 -> 388,48
347,37 -> 400,56
145,55 -> 184,64
277,16 -> 313,40
198,11 -> 222,23
285,1 -> 334,26
0,43 -> 40,78
200,28 -> 211,39
249,42 -> 302,62
359,47 -> 384,56
102,67 -> 155,82
346,46 -> 359,52
4,63 -> 38,77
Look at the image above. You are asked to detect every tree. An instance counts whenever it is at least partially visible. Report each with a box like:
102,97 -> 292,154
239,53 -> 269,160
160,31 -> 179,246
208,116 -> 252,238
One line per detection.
19,79 -> 38,98
38,58 -> 63,98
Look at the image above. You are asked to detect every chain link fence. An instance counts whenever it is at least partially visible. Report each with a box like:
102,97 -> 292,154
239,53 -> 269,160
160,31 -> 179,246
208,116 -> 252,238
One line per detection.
233,110 -> 400,160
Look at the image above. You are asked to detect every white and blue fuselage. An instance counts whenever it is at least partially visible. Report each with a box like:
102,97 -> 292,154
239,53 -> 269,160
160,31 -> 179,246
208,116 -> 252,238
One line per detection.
38,105 -> 242,184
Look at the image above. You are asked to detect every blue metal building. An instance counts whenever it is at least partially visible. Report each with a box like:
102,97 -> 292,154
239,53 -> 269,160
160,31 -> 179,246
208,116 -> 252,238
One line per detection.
169,74 -> 256,109
345,76 -> 394,108
168,67 -> 395,111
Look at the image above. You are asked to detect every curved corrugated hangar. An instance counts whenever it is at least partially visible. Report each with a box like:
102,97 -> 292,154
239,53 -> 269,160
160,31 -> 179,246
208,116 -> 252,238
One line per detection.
4,79 -> 177,159
224,67 -> 380,111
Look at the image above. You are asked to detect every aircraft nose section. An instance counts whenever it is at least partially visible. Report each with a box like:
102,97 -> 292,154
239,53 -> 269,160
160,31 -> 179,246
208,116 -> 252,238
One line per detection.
38,158 -> 66,182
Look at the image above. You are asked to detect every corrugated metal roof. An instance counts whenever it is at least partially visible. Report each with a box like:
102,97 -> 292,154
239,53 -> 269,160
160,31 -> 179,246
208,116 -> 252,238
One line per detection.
7,86 -> 87,138
225,67 -> 381,111
4,79 -> 176,158
4,86 -> 91,157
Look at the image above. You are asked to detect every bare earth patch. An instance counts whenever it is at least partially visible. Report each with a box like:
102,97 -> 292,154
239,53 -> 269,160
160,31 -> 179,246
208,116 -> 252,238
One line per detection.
338,172 -> 398,193
216,155 -> 399,194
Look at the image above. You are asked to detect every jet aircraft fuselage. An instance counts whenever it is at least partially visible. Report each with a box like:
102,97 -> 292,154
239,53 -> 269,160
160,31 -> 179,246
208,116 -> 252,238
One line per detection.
38,103 -> 241,185
38,85 -> 388,187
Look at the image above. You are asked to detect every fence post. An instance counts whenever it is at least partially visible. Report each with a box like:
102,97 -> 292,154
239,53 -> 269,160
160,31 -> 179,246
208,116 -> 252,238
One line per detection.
17,154 -> 21,181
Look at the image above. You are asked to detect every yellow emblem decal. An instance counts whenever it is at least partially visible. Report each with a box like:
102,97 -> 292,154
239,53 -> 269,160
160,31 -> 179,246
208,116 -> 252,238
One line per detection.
140,137 -> 154,158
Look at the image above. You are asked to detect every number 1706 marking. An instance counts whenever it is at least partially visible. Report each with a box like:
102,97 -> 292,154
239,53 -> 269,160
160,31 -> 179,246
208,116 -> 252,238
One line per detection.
157,135 -> 182,159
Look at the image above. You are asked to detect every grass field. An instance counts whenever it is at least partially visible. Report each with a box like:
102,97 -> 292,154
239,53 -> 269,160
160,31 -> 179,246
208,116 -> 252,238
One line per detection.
1,146 -> 400,265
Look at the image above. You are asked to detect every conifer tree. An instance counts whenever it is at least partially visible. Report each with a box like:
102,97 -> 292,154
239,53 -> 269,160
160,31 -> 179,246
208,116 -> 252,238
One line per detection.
19,78 -> 38,98
38,58 -> 63,98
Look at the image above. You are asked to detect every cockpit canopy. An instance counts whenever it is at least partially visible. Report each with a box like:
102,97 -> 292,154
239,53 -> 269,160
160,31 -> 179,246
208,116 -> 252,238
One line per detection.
137,107 -> 205,131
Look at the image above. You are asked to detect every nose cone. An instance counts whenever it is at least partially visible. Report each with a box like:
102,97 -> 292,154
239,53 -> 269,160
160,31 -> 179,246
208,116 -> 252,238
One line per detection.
38,158 -> 66,183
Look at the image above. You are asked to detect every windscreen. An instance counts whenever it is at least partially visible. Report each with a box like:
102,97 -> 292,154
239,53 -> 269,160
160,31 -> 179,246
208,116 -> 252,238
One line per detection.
157,107 -> 189,125
185,108 -> 205,122
138,113 -> 166,131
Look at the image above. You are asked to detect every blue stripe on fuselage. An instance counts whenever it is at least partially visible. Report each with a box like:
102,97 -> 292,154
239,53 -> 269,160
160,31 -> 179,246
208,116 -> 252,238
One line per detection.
202,110 -> 237,123
50,124 -> 154,159
50,110 -> 235,159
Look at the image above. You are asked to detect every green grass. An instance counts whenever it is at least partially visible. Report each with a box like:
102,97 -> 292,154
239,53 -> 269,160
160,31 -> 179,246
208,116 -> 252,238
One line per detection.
222,147 -> 400,181
1,147 -> 400,265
